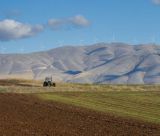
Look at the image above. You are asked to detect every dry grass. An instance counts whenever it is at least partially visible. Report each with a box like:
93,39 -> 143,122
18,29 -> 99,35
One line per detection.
0,79 -> 160,93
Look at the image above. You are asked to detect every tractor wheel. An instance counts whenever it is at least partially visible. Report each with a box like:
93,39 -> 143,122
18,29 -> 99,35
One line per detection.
43,81 -> 48,87
52,82 -> 56,87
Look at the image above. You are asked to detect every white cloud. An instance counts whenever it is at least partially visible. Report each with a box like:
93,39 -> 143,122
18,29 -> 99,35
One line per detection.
69,15 -> 90,27
48,19 -> 66,30
48,15 -> 90,30
0,19 -> 44,41
152,0 -> 160,5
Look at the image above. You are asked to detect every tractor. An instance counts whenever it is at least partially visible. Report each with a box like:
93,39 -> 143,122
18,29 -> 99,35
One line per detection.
43,76 -> 56,87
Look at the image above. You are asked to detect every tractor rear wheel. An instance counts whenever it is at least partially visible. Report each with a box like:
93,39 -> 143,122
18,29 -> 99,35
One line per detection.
43,81 -> 48,87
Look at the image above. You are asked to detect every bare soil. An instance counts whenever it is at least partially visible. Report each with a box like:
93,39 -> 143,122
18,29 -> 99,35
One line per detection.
0,93 -> 159,136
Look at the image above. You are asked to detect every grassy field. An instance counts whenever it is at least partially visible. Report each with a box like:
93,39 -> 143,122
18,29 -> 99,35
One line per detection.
37,91 -> 160,124
0,79 -> 160,124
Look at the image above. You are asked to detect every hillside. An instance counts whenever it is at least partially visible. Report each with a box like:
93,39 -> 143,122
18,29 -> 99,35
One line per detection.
1,43 -> 160,84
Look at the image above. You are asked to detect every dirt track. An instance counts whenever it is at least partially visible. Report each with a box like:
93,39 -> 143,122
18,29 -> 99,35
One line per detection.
0,93 -> 159,136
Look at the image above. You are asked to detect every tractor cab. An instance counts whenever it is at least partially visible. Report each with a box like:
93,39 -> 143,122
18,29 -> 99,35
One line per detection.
43,76 -> 56,87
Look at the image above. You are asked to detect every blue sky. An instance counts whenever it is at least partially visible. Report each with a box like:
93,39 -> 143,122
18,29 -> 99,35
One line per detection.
0,0 -> 160,53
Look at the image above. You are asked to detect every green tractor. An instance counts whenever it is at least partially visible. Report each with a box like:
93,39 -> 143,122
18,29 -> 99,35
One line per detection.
43,76 -> 56,87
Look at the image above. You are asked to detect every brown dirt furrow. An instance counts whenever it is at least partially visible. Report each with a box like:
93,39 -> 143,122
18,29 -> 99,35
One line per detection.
0,93 -> 159,136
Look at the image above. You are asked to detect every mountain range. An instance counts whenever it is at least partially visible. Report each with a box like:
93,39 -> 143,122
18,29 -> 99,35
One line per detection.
1,43 -> 160,84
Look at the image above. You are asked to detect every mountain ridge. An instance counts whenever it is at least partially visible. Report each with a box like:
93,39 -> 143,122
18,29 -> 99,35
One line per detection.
0,42 -> 160,84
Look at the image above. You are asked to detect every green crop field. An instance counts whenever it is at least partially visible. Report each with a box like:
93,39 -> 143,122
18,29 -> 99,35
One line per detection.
0,79 -> 160,124
37,90 -> 160,124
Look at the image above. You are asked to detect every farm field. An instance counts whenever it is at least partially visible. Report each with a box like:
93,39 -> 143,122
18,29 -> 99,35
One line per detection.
37,91 -> 160,124
0,79 -> 160,136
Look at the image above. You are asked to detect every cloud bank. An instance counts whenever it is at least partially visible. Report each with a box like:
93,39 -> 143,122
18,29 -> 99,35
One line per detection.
0,19 -> 43,41
48,15 -> 90,30
0,15 -> 90,41
152,0 -> 160,5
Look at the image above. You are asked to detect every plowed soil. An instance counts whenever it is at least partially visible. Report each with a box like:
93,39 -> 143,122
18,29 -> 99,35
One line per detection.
0,93 -> 159,136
